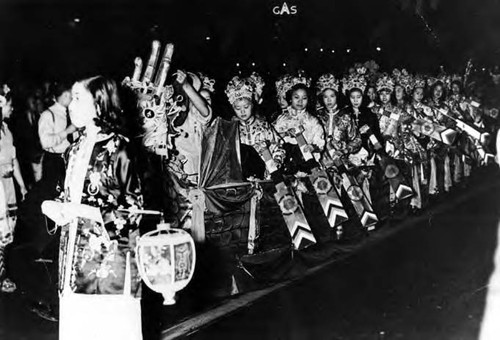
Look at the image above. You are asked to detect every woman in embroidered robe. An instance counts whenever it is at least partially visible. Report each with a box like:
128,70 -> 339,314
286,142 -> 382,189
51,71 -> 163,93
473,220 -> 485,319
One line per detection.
315,74 -> 361,164
274,83 -> 325,174
42,76 -> 144,340
225,76 -> 285,179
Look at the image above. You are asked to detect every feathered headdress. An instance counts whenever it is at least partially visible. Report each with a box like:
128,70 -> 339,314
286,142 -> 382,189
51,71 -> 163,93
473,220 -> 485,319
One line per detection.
342,66 -> 368,94
316,73 -> 340,94
198,72 -> 215,93
376,73 -> 395,93
225,76 -> 256,105
392,68 -> 412,94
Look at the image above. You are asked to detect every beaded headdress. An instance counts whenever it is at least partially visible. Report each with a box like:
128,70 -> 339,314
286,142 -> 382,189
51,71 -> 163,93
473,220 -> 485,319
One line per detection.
316,73 -> 340,94
392,68 -> 412,94
275,70 -> 311,98
342,66 -> 368,94
225,76 -> 256,105
427,74 -> 451,89
409,74 -> 427,91
376,73 -> 395,93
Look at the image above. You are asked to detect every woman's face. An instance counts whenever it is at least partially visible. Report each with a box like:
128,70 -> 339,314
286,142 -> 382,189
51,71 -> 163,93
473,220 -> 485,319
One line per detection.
68,82 -> 97,129
233,97 -> 253,123
2,99 -> 13,119
349,90 -> 363,109
451,83 -> 460,96
321,89 -> 337,110
200,89 -> 212,106
379,90 -> 391,105
291,88 -> 308,111
367,87 -> 377,102
433,84 -> 443,100
395,85 -> 405,101
277,93 -> 288,109
412,88 -> 424,103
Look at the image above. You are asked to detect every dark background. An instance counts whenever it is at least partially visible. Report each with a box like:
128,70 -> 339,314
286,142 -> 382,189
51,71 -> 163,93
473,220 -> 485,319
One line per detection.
0,0 -> 499,85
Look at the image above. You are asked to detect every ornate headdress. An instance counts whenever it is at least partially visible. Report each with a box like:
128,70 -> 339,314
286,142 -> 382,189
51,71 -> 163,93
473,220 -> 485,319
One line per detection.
249,72 -> 266,103
122,41 -> 183,119
342,66 -> 368,94
409,74 -> 427,91
198,72 -> 215,93
225,76 -> 256,105
364,60 -> 380,87
448,74 -> 463,87
427,74 -> 451,89
376,73 -> 395,93
275,74 -> 293,99
392,68 -> 412,94
316,73 -> 340,94
122,40 -> 187,156
275,70 -> 311,98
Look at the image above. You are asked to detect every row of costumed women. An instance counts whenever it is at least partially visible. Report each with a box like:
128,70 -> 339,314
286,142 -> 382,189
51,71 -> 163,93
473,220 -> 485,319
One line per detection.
132,41 -> 496,253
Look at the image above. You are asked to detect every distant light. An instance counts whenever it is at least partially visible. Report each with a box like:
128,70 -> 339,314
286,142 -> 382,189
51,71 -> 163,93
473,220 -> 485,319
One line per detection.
304,47 -> 308,52
251,62 -> 256,67
73,18 -> 80,23
482,68 -> 486,71
320,48 -> 324,52
236,62 -> 240,67
205,36 -> 211,41
283,62 -> 287,67
331,49 -> 335,53
376,46 -> 382,52
346,48 -> 351,53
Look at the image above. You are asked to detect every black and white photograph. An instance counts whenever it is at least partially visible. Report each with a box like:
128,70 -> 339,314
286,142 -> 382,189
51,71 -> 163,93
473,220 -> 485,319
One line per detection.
1,0 -> 500,339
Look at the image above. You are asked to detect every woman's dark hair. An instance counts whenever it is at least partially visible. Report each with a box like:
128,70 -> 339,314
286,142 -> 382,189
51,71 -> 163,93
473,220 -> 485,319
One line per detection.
79,75 -> 123,135
49,81 -> 71,100
285,83 -> 314,112
391,85 -> 407,105
429,81 -> 447,101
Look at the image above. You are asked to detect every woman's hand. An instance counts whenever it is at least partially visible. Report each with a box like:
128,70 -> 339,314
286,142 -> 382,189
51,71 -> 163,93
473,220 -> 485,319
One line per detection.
19,185 -> 27,200
175,70 -> 188,86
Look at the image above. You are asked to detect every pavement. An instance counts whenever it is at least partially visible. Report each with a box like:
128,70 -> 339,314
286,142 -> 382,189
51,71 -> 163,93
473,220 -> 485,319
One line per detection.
184,166 -> 500,340
1,166 -> 499,340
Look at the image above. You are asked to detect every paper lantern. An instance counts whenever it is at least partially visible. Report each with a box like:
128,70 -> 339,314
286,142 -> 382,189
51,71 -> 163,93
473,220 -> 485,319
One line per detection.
136,223 -> 196,305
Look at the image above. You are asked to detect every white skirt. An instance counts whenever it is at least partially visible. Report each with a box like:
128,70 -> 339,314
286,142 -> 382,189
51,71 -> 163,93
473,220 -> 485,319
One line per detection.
59,293 -> 142,340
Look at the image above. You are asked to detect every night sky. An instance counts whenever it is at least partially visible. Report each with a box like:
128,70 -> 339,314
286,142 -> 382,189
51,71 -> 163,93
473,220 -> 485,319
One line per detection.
0,0 -> 499,85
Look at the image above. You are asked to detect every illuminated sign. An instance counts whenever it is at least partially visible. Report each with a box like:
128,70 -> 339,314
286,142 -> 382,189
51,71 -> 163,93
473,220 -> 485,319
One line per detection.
273,2 -> 298,15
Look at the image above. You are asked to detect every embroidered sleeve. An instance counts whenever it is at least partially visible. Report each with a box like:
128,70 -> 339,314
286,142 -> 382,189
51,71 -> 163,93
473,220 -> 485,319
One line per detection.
101,138 -> 143,238
305,115 -> 326,150
330,114 -> 361,155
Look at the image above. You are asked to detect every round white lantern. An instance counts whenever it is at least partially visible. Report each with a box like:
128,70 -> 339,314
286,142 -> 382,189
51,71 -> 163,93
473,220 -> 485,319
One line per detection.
136,223 -> 196,305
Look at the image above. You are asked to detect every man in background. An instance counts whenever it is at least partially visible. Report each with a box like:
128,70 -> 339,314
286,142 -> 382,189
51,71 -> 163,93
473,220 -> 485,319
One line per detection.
38,82 -> 76,190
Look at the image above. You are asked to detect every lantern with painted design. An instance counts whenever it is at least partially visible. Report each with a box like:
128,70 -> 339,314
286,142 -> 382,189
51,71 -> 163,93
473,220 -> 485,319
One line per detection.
136,222 -> 196,305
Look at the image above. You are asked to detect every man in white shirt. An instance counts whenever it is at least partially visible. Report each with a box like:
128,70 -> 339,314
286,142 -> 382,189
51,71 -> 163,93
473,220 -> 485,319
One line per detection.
38,82 -> 76,190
